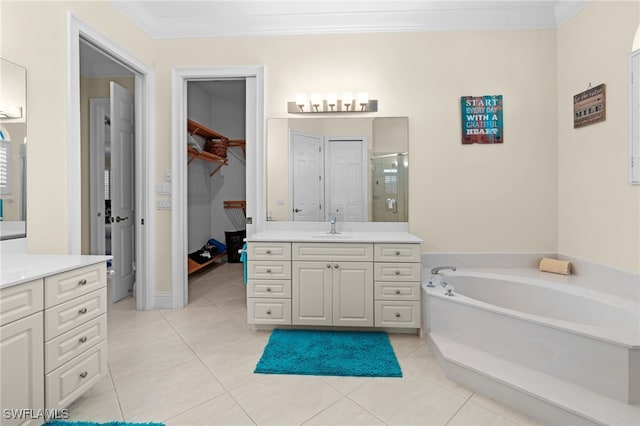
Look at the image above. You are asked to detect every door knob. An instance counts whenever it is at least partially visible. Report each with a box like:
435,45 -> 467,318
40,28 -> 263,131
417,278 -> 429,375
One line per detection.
293,208 -> 303,213
115,216 -> 129,223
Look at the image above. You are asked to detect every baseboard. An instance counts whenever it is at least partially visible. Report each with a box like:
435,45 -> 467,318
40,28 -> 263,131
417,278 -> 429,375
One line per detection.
154,291 -> 173,309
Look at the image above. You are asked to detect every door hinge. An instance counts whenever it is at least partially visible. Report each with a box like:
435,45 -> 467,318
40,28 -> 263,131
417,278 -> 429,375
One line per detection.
141,218 -> 145,225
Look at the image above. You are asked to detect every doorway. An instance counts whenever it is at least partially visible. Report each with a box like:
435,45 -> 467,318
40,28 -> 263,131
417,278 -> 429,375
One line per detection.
172,66 -> 265,309
69,13 -> 154,310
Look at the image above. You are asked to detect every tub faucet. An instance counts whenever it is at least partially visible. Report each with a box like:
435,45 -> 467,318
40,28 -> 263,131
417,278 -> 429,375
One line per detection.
430,266 -> 457,275
329,215 -> 339,234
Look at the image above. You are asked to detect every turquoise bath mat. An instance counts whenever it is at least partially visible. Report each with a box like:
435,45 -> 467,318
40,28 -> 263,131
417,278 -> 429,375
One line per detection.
254,329 -> 402,377
44,422 -> 164,426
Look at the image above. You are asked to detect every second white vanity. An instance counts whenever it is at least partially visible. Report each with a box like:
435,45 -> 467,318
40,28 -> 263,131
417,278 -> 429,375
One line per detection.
246,231 -> 422,332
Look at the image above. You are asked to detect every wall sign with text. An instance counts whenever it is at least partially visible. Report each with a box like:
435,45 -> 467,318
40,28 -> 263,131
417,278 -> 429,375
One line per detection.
573,83 -> 606,128
461,95 -> 503,144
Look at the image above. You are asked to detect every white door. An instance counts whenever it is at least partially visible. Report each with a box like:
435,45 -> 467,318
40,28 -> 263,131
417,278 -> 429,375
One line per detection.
325,138 -> 367,222
110,82 -> 135,302
89,98 -> 109,255
290,131 -> 323,221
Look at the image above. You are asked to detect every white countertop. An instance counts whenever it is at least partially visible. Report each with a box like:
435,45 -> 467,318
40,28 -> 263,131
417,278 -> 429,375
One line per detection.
0,254 -> 112,289
247,231 -> 423,244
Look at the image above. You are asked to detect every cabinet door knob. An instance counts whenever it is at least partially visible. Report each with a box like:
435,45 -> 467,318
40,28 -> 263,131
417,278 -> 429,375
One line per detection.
266,310 -> 272,315
395,312 -> 401,318
395,250 -> 400,255
326,264 -> 331,268
79,336 -> 88,344
78,279 -> 87,286
334,264 -> 339,269
395,289 -> 401,295
78,307 -> 88,314
79,371 -> 88,379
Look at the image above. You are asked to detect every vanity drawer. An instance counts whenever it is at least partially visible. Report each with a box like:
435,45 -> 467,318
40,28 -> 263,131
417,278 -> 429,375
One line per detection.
248,261 -> 291,280
248,298 -> 291,324
374,263 -> 421,282
374,301 -> 420,328
247,242 -> 291,260
0,279 -> 43,326
374,244 -> 421,263
45,340 -> 108,409
375,282 -> 421,301
44,288 -> 107,341
292,243 -> 373,262
45,314 -> 107,373
45,263 -> 106,308
247,279 -> 291,298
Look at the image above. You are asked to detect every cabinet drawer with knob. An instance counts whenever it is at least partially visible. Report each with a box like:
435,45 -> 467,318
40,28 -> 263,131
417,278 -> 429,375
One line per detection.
45,263 -> 107,308
45,339 -> 107,409
248,298 -> 291,324
374,244 -> 421,263
248,261 -> 291,280
374,263 -> 421,282
247,279 -> 291,298
247,242 -> 291,260
44,288 -> 107,340
374,282 -> 420,301
374,301 -> 420,327
45,314 -> 107,372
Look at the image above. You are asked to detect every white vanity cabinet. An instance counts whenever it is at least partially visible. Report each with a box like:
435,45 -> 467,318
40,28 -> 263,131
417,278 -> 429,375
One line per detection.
373,243 -> 421,328
44,263 -> 108,409
292,243 -> 373,327
0,280 -> 44,426
247,242 -> 292,325
0,256 -> 109,421
246,233 -> 422,332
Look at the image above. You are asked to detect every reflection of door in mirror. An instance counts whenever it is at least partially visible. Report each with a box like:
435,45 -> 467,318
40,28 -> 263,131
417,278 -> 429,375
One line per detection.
0,58 -> 27,240
268,117 -> 408,223
371,153 -> 408,222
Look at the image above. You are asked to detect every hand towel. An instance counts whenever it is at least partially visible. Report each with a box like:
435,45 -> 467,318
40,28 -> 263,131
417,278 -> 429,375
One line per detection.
539,258 -> 572,275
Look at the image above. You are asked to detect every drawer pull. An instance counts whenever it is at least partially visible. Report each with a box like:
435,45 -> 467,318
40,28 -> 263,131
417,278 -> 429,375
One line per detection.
266,287 -> 271,292
78,279 -> 88,285
79,336 -> 88,344
78,307 -> 88,314
266,268 -> 272,273
395,312 -> 401,318
79,371 -> 88,379
266,249 -> 272,254
395,250 -> 400,255
395,270 -> 401,275
266,310 -> 272,315
395,289 -> 401,295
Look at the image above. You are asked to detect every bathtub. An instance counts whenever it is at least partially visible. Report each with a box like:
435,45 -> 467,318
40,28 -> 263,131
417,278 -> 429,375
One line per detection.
423,269 -> 640,416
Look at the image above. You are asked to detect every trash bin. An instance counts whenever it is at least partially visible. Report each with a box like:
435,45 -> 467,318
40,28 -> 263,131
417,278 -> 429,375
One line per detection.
225,230 -> 246,263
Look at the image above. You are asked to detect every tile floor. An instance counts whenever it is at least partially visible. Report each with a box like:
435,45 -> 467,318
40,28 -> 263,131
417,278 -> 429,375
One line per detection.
66,263 -> 542,426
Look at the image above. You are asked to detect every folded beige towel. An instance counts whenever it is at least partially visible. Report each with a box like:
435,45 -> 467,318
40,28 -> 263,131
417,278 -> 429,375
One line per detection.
539,258 -> 572,275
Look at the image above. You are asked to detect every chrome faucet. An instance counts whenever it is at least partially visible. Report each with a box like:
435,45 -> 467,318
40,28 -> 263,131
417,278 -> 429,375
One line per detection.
329,215 -> 339,234
430,265 -> 457,275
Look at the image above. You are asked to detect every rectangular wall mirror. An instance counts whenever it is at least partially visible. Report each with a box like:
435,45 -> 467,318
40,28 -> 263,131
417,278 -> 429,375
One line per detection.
0,58 -> 27,240
266,117 -> 408,223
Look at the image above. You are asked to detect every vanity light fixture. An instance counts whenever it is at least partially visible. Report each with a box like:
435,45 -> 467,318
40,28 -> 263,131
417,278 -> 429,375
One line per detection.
288,91 -> 378,114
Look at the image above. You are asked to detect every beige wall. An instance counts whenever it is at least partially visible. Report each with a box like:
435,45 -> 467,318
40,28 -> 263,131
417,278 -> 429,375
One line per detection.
1,1 -> 153,253
557,1 -> 640,273
3,1 -> 638,297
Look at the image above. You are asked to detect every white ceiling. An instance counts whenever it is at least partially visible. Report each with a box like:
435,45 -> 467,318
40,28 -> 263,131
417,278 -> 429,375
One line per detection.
110,0 -> 591,40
